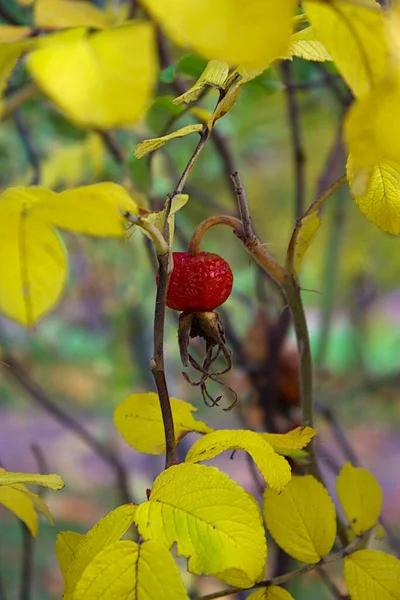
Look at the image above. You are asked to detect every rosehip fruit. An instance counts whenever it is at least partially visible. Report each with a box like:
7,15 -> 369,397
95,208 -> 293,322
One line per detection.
165,251 -> 233,312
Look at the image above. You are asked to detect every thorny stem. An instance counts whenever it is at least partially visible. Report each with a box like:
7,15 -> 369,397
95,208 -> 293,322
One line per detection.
195,537 -> 362,600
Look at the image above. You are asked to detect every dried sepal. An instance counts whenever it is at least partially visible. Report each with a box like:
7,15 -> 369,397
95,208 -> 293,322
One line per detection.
178,310 -> 236,410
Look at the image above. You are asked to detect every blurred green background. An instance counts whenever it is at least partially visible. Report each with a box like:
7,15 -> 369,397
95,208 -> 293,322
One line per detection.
0,23 -> 399,600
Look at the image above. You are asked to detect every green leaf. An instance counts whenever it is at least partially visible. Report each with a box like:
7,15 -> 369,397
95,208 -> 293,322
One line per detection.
73,540 -> 190,600
60,504 -> 137,597
175,54 -> 209,78
134,463 -> 267,587
160,65 -> 176,83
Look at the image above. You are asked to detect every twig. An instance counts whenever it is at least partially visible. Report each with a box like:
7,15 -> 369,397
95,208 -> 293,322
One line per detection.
19,525 -> 33,600
128,0 -> 138,18
281,61 -> 306,218
230,172 -> 252,240
19,445 -> 49,600
315,400 -> 359,465
195,537 -> 362,600
315,134 -> 346,366
0,542 -> 8,600
14,110 -> 41,185
173,128 -> 212,196
1,354 -> 131,506
1,83 -> 39,121
317,565 -> 344,599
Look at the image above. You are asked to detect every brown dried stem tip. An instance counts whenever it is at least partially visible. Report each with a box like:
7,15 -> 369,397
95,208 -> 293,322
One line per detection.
178,311 -> 237,411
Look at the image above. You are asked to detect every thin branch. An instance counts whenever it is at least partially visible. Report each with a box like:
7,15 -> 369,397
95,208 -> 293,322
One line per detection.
1,83 -> 39,121
281,61 -> 306,219
19,525 -> 33,600
315,132 -> 346,366
317,566 -> 344,599
0,542 -> 8,600
128,0 -> 139,18
230,172 -> 252,240
195,537 -> 362,600
14,110 -> 41,185
1,354 -> 131,506
173,128 -> 212,196
315,400 -> 359,465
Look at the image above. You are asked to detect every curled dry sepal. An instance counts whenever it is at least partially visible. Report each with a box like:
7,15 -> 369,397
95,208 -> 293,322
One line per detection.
161,250 -> 236,408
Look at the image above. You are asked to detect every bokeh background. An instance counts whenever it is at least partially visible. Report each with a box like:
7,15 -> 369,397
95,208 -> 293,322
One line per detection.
0,3 -> 400,599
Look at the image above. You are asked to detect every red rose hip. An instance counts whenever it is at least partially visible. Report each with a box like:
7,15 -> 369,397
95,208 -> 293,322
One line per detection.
165,251 -> 233,312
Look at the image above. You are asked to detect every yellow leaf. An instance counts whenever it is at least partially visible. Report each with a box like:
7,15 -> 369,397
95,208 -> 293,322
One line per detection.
56,531 -> 83,579
186,429 -> 291,492
288,211 -> 321,276
27,21 -> 157,129
0,468 -> 63,536
0,469 -> 64,490
0,26 -> 32,43
28,134 -> 105,189
345,77 -> 400,169
336,462 -> 383,535
0,187 -> 67,326
347,155 -> 400,235
35,182 -> 138,237
114,392 -> 212,455
134,463 -> 266,587
344,550 -> 400,600
10,484 -> 55,525
289,27 -> 332,62
73,540 -> 189,600
35,0 -> 112,29
174,59 -> 229,104
62,504 -> 137,596
134,124 -> 203,159
287,177 -> 346,274
0,40 -> 32,117
303,0 -> 388,98
262,426 -> 316,451
247,587 -> 295,600
0,486 -> 38,536
209,79 -> 242,128
141,0 -> 295,67
374,522 -> 387,541
263,475 -> 336,563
